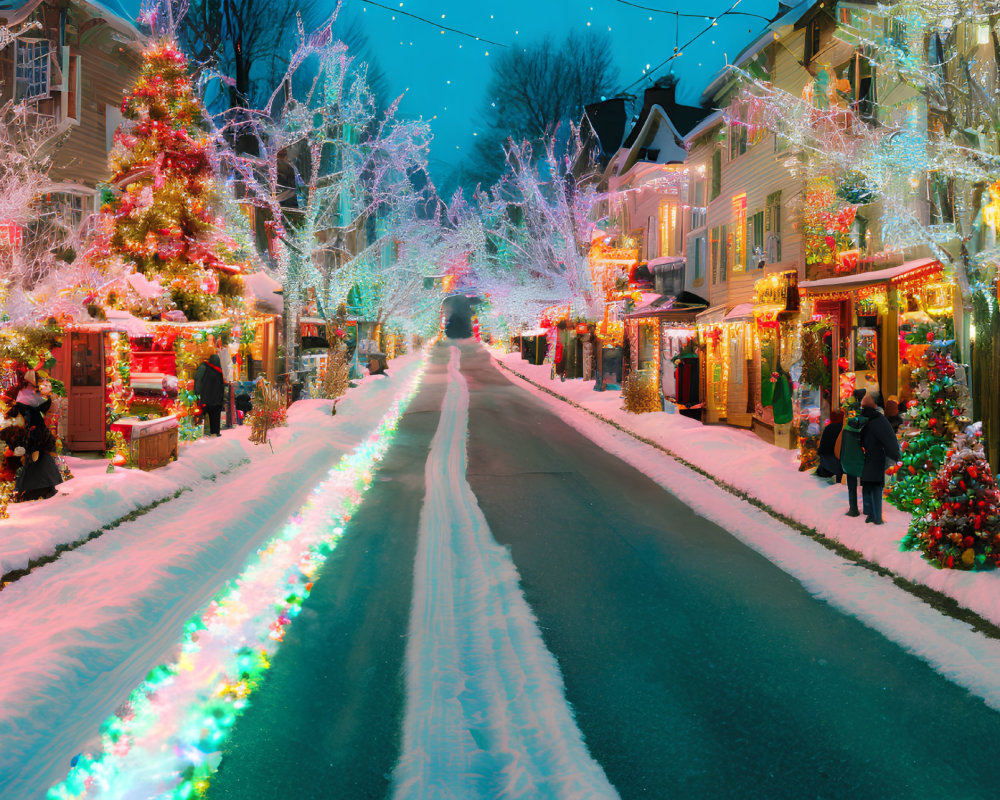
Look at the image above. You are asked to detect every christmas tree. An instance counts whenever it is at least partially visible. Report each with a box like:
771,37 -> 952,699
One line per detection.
885,346 -> 967,514
94,40 -> 243,320
902,432 -> 1000,570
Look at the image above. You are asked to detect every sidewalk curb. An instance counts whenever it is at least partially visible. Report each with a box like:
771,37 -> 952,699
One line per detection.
493,355 -> 1000,641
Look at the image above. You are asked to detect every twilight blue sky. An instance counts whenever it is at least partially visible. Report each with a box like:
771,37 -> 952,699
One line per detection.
116,0 -> 779,182
341,0 -> 778,180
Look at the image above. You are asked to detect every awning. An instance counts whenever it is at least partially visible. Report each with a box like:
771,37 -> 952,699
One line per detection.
695,304 -> 727,325
628,293 -> 707,320
723,302 -> 755,322
799,258 -> 942,294
520,327 -> 549,337
647,255 -> 685,274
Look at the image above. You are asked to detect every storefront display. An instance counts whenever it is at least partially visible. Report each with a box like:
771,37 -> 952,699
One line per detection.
800,258 -> 948,408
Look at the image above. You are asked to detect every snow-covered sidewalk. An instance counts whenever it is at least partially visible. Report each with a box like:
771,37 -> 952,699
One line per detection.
491,349 -> 1000,631
0,354 -> 423,799
1,353 -> 419,578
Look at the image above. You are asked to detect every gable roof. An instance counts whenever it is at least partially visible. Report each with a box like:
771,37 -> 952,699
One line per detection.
0,0 -> 144,43
618,104 -> 689,173
700,0 -> 820,104
623,85 -> 711,150
580,97 -> 629,167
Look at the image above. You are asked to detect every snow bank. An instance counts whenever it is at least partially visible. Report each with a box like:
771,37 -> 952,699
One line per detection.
1,354 -> 421,576
491,350 -> 1000,712
0,354 -> 424,800
394,346 -> 616,800
492,350 -> 1000,631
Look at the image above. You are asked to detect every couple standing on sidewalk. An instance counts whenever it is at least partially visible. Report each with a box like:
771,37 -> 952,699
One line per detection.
818,391 -> 901,525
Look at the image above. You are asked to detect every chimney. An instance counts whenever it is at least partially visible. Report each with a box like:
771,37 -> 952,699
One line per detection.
643,75 -> 678,114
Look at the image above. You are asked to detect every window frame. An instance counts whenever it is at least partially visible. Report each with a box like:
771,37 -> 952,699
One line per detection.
16,38 -> 52,101
729,123 -> 748,160
731,194 -> 747,273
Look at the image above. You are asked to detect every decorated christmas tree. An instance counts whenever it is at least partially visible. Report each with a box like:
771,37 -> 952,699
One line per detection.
92,40 -> 243,320
885,346 -> 968,514
902,432 -> 1000,570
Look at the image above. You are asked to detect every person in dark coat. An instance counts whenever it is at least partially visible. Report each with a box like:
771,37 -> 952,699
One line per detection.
5,370 -> 62,501
859,391 -> 901,525
196,354 -> 226,436
815,409 -> 845,482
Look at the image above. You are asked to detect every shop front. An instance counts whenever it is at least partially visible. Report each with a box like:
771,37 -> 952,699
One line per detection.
696,271 -> 801,448
750,271 -> 801,449
799,259 -> 948,409
625,293 -> 706,412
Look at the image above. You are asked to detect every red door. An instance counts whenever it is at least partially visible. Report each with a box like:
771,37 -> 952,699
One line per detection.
67,332 -> 106,451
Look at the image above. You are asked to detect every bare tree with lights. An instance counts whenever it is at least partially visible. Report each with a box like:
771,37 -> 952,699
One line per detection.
216,11 -> 431,376
476,126 -> 603,323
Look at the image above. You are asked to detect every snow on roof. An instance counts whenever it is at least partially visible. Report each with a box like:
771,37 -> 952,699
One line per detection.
683,109 -> 724,144
0,0 -> 145,43
799,259 -> 941,292
700,0 -> 819,104
622,105 -> 688,169
723,302 -> 756,322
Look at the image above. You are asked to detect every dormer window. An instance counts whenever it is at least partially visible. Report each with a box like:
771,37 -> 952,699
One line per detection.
16,39 -> 51,100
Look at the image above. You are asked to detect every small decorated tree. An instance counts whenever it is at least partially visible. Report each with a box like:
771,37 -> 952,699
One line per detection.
92,40 -> 243,320
902,432 -> 1000,570
885,346 -> 967,513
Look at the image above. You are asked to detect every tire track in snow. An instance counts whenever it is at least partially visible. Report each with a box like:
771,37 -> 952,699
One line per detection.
393,346 -> 618,800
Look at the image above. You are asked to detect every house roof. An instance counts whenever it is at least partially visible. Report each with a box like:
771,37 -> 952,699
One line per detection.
580,97 -> 629,167
622,104 -> 688,167
627,291 -> 709,319
700,0 -> 820,104
0,0 -> 145,44
623,88 -> 712,150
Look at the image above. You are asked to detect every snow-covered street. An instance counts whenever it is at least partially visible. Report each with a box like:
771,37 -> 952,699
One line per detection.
11,341 -> 993,799
7,0 -> 1000,795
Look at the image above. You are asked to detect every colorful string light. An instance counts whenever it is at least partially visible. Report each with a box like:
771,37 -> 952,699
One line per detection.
46,357 -> 427,800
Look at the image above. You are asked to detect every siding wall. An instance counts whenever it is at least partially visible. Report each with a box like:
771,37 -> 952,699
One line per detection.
0,2 -> 141,194
705,36 -> 808,313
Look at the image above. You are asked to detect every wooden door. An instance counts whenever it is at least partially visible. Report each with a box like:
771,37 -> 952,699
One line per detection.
67,332 -> 106,451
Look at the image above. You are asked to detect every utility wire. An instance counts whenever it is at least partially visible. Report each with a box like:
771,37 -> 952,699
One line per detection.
619,0 -> 765,93
360,0 -> 510,48
611,0 -> 772,22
